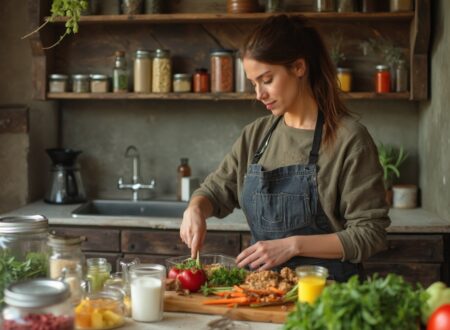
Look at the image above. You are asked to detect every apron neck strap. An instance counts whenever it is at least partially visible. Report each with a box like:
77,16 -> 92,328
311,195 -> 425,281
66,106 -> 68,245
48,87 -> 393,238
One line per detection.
308,110 -> 324,165
252,116 -> 282,164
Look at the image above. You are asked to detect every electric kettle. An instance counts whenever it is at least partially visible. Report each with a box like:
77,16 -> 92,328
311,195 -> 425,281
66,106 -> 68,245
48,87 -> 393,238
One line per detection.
44,148 -> 87,204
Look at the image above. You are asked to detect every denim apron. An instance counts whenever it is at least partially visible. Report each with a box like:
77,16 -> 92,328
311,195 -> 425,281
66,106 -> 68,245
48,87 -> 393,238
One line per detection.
241,112 -> 360,282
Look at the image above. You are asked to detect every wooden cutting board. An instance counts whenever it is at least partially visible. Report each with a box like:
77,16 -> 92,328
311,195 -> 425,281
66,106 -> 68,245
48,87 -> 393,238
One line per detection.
164,291 -> 294,324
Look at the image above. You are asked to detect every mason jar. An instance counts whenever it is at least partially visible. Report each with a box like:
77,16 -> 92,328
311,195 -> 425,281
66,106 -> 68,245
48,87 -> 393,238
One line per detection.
152,49 -> 171,93
71,74 -> 90,93
173,73 -> 192,92
2,279 -> 74,330
0,215 -> 49,304
210,49 -> 234,93
134,49 -> 152,93
89,74 -> 109,93
48,74 -> 69,93
86,257 -> 112,293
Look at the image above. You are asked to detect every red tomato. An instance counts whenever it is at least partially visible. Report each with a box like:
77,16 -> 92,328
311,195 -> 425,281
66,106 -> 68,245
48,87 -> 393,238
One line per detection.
168,267 -> 181,280
427,304 -> 450,330
176,268 -> 207,292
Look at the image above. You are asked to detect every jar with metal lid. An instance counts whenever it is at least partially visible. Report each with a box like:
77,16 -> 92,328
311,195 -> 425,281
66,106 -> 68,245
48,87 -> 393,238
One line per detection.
235,55 -> 252,93
0,215 -> 49,305
336,67 -> 352,92
193,68 -> 210,93
48,74 -> 69,93
89,74 -> 109,93
113,51 -> 129,93
210,49 -> 234,93
134,49 -> 152,93
375,64 -> 391,93
395,60 -> 408,92
173,73 -> 192,92
152,49 -> 171,93
72,74 -> 90,93
86,257 -> 112,293
2,279 -> 74,330
315,0 -> 336,12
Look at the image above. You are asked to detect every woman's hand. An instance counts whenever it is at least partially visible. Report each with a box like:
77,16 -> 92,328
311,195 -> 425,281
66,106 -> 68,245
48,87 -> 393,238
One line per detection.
180,196 -> 213,259
236,237 -> 299,271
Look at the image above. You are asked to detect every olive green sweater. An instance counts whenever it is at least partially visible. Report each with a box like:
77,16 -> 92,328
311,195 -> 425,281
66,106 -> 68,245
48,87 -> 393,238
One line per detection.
193,114 -> 390,263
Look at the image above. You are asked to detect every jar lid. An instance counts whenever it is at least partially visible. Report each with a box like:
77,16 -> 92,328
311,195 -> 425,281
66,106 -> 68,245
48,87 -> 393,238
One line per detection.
90,74 -> 109,80
48,234 -> 84,247
72,74 -> 90,80
376,64 -> 390,71
154,49 -> 170,58
5,279 -> 70,308
210,49 -> 234,56
135,49 -> 151,58
0,215 -> 48,234
336,67 -> 352,73
173,73 -> 191,80
48,74 -> 69,80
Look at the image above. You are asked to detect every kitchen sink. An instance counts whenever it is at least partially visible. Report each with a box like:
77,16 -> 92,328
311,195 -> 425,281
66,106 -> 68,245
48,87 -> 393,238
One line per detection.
71,200 -> 188,218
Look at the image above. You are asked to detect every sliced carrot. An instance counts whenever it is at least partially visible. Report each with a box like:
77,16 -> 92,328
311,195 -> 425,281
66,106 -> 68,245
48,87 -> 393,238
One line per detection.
233,285 -> 244,293
269,287 -> 286,295
203,297 -> 250,305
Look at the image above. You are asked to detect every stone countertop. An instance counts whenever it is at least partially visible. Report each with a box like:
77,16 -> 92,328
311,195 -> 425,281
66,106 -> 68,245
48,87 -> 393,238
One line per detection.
2,200 -> 450,233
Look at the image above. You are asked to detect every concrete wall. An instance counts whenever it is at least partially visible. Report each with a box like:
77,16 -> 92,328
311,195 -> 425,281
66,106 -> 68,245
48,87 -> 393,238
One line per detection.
418,0 -> 450,220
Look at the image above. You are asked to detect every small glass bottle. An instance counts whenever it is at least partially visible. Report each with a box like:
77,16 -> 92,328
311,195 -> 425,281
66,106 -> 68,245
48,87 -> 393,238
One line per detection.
336,68 -> 352,92
395,60 -> 408,92
193,68 -> 210,93
152,49 -> 171,93
134,49 -> 152,93
113,50 -> 128,93
375,65 -> 391,93
177,158 -> 191,201
2,279 -> 74,330
210,49 -> 234,93
86,258 -> 112,293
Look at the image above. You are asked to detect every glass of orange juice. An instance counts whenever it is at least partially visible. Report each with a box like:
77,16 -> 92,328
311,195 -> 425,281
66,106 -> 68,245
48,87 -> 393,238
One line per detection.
296,265 -> 328,305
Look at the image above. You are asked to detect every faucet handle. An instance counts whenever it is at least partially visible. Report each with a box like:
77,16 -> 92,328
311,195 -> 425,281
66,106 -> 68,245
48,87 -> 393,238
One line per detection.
125,145 -> 139,158
118,177 -> 123,185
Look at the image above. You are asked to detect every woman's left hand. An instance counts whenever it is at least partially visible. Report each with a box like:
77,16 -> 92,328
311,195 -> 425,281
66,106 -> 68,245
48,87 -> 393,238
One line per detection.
236,237 -> 298,271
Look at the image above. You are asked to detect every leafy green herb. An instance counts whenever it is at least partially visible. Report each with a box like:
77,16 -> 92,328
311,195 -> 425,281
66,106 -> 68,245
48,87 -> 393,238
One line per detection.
207,267 -> 248,287
0,251 -> 48,305
175,258 -> 201,270
283,274 -> 427,330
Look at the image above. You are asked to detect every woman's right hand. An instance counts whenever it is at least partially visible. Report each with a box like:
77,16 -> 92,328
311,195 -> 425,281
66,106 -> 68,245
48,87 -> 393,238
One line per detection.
180,195 -> 213,259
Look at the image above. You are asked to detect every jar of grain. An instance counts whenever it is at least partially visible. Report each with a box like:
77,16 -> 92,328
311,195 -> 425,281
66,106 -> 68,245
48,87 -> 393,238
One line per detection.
48,74 -> 69,93
134,49 -> 152,93
210,50 -> 234,93
173,73 -> 192,92
72,74 -> 90,93
152,49 -> 171,93
90,74 -> 109,93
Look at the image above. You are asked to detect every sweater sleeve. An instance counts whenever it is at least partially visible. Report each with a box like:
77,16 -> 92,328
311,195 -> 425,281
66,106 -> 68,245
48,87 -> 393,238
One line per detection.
335,130 -> 391,263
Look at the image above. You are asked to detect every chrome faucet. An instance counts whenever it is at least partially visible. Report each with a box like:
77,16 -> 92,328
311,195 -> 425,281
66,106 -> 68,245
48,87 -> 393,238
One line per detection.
117,145 -> 155,201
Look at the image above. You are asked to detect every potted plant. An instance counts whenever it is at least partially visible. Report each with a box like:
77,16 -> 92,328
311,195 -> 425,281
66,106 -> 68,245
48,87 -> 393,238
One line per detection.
377,143 -> 408,206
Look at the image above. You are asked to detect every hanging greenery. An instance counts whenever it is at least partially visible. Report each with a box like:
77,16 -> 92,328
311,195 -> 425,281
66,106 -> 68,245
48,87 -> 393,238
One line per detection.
22,0 -> 88,49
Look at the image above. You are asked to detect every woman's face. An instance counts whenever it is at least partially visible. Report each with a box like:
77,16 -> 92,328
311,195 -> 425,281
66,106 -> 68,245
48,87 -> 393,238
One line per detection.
243,57 -> 305,116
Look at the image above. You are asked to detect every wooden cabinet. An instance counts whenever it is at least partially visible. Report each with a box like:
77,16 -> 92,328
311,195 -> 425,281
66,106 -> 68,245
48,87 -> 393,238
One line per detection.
28,0 -> 429,101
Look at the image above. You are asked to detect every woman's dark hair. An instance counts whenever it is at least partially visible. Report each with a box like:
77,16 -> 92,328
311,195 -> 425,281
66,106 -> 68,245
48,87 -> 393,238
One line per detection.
241,14 -> 351,147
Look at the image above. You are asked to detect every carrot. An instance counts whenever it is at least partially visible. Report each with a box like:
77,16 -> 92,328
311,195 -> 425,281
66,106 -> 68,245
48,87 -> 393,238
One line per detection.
233,285 -> 244,293
214,291 -> 247,298
269,287 -> 286,295
203,297 -> 250,305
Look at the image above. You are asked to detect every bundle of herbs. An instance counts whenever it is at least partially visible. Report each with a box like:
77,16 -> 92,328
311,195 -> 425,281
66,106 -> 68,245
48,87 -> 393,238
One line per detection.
284,274 -> 427,330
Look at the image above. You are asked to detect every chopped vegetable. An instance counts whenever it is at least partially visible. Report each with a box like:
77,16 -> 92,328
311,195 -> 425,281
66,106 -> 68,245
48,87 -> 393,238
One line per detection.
207,266 -> 247,287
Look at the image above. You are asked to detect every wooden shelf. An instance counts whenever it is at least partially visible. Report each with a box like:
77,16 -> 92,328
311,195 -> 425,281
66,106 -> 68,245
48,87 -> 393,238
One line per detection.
47,92 -> 410,101
48,12 -> 415,24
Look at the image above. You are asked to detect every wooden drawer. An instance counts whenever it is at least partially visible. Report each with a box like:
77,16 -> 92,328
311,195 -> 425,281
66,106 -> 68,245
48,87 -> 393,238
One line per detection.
368,234 -> 444,262
121,230 -> 241,256
50,226 -> 121,252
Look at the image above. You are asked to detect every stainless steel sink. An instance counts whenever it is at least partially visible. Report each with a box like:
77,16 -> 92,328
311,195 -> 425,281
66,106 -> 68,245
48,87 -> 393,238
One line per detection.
71,200 -> 188,218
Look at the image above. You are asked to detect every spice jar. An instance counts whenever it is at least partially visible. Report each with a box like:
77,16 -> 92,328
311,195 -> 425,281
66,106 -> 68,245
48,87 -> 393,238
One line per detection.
337,0 -> 355,12
235,55 -> 252,93
72,74 -> 90,93
121,0 -> 143,14
2,279 -> 74,330
193,68 -> 210,93
226,0 -> 260,13
210,49 -> 234,93
0,215 -> 49,304
48,74 -> 69,93
145,0 -> 163,13
375,64 -> 391,93
152,49 -> 171,93
315,0 -> 336,12
113,50 -> 129,93
134,49 -> 152,93
336,68 -> 352,92
90,74 -> 109,93
389,0 -> 413,12
173,73 -> 192,92
86,257 -> 111,293
395,60 -> 408,92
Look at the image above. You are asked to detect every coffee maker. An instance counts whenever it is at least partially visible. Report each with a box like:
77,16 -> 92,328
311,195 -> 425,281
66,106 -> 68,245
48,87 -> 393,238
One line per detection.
44,148 -> 87,204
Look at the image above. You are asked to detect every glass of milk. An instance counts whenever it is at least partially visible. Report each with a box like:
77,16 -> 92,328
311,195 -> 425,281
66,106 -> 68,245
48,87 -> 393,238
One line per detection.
129,263 -> 166,322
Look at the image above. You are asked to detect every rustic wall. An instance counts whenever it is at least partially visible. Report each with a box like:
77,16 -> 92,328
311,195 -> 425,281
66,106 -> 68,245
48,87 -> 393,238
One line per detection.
418,0 -> 450,219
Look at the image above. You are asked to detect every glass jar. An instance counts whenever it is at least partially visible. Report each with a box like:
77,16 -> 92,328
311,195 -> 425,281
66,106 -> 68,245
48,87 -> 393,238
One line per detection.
389,0 -> 413,12
145,0 -> 163,13
375,64 -> 391,93
90,74 -> 109,93
152,49 -> 172,93
2,279 -> 74,330
86,258 -> 111,293
210,49 -> 234,93
113,50 -> 129,93
129,264 -> 166,322
121,0 -> 143,14
173,73 -> 192,92
235,55 -> 252,93
296,265 -> 328,305
395,60 -> 408,92
265,0 -> 284,12
336,67 -> 352,92
72,74 -> 90,93
315,0 -> 336,12
48,74 -> 69,93
193,68 -> 210,93
134,49 -> 152,93
0,215 -> 49,305
337,0 -> 355,12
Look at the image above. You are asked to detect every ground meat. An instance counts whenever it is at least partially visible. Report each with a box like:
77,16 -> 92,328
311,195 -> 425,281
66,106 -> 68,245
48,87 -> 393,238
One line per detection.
243,267 -> 298,292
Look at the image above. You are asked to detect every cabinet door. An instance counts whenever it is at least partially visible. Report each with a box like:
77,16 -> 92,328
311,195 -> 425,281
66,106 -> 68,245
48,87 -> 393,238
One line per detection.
50,226 -> 121,252
121,229 -> 240,256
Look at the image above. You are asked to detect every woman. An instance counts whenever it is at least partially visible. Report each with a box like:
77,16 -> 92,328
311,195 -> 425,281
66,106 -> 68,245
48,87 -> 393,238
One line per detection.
180,15 -> 390,282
